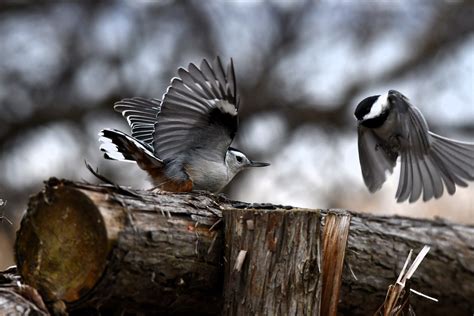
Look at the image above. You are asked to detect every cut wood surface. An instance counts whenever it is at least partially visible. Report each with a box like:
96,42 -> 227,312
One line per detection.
11,178 -> 474,315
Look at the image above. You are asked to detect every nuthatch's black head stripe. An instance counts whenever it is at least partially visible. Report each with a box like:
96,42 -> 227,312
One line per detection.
99,57 -> 269,193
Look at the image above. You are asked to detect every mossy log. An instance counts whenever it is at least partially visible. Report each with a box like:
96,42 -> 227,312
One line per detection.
11,178 -> 474,315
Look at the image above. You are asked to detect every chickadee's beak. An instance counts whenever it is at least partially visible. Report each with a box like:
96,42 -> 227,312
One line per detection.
249,161 -> 270,167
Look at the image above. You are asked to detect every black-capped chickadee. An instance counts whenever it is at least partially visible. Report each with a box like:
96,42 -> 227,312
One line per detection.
354,90 -> 473,203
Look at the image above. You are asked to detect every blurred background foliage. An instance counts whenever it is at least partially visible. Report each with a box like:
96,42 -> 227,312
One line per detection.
0,0 -> 473,268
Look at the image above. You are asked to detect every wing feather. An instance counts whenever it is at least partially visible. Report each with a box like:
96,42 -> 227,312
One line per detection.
177,68 -> 213,100
114,97 -> 160,146
200,59 -> 224,98
397,151 -> 413,202
357,125 -> 398,192
409,150 -> 423,202
396,153 -> 408,200
153,57 -> 238,162
394,92 -> 473,202
213,58 -> 227,97
189,62 -> 222,99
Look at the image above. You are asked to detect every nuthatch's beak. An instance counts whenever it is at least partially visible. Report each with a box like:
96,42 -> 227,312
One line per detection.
249,161 -> 270,167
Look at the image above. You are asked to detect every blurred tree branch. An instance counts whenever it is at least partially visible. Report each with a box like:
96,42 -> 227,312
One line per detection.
1,1 -> 473,150
240,1 -> 474,130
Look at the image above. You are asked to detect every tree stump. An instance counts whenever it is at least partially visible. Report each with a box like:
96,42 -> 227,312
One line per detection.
222,208 -> 351,316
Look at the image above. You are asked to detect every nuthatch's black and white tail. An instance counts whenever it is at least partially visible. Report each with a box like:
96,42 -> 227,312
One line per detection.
99,129 -> 162,167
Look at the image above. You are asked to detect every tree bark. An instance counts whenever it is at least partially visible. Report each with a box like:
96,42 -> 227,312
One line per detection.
222,208 -> 351,316
340,214 -> 474,316
12,178 -> 474,315
15,178 -> 224,315
0,266 -> 49,315
223,209 -> 324,315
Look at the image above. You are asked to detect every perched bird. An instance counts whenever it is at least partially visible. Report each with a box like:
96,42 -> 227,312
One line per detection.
99,57 -> 269,193
354,90 -> 474,203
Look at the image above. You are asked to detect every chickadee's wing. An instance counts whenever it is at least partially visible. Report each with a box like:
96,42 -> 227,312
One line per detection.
152,57 -> 238,162
114,97 -> 161,145
394,95 -> 473,202
357,125 -> 398,192
395,101 -> 437,202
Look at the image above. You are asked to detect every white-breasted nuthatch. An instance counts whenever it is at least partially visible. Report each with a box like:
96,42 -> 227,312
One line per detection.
99,57 -> 269,193
355,90 -> 474,203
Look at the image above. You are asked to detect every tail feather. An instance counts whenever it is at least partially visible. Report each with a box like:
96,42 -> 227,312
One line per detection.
430,134 -> 473,170
99,129 -> 162,169
430,145 -> 470,185
430,132 -> 474,180
397,133 -> 473,202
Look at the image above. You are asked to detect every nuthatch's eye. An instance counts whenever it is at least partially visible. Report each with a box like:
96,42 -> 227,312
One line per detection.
236,156 -> 243,163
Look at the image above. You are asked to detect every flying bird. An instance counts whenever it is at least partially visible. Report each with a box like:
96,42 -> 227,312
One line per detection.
99,57 -> 269,193
354,90 -> 474,203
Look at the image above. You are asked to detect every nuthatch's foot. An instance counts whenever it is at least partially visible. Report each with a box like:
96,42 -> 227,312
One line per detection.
149,186 -> 165,194
216,192 -> 229,200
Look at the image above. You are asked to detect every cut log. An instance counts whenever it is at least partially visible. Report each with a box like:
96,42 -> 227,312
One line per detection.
15,178 -> 224,315
340,214 -> 474,316
12,178 -> 474,315
222,209 -> 351,316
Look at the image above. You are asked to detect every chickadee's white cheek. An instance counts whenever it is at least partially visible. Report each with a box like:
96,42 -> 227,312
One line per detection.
363,93 -> 389,120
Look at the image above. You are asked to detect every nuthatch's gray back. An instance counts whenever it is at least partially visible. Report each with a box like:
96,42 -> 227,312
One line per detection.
99,57 -> 269,193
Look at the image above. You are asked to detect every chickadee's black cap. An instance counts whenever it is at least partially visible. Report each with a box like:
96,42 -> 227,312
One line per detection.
354,95 -> 379,121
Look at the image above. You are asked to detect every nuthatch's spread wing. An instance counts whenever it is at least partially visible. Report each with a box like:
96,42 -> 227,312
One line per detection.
357,125 -> 397,193
113,97 -> 161,146
390,91 -> 474,202
152,57 -> 239,162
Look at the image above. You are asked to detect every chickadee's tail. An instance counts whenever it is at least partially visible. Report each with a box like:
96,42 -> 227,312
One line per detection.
396,132 -> 474,203
99,129 -> 163,168
429,132 -> 474,185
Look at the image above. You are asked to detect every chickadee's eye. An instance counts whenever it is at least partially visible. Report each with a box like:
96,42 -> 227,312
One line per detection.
236,156 -> 243,163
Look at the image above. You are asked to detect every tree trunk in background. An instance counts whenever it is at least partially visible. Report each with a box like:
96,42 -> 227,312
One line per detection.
10,179 -> 474,315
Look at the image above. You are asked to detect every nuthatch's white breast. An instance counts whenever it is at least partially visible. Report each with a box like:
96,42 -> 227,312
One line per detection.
355,90 -> 474,203
99,57 -> 269,193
